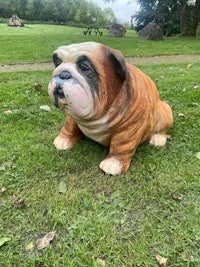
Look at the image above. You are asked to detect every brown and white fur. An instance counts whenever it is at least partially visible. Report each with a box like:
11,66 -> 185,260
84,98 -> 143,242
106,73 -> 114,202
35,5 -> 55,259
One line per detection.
48,42 -> 173,175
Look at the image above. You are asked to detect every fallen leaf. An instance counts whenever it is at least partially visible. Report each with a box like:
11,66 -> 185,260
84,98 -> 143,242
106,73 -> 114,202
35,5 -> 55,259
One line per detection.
58,181 -> 67,194
187,64 -> 193,68
193,84 -> 199,89
0,237 -> 11,247
35,231 -> 56,250
181,253 -> 189,262
96,258 -> 106,266
156,254 -> 168,267
12,198 -> 26,208
154,75 -> 165,82
25,242 -> 35,251
0,166 -> 5,172
0,186 -> 7,193
172,193 -> 184,201
178,113 -> 185,117
192,102 -> 199,106
4,110 -> 13,114
196,152 -> 200,160
39,105 -> 51,112
34,81 -> 42,91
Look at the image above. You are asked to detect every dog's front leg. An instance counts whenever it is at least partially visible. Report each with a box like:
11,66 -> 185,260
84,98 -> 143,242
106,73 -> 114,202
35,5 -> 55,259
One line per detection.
99,132 -> 139,175
99,154 -> 132,176
53,115 -> 84,150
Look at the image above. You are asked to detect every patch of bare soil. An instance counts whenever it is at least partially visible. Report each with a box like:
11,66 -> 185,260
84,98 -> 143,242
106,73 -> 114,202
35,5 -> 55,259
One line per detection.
0,54 -> 200,72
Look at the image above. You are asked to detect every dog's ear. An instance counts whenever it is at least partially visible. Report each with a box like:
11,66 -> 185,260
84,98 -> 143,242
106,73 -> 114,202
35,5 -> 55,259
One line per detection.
106,48 -> 127,81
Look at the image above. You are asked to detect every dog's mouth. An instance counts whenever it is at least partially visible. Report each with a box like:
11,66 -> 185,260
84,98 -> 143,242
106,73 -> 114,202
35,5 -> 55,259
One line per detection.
51,76 -> 79,108
48,73 -> 94,118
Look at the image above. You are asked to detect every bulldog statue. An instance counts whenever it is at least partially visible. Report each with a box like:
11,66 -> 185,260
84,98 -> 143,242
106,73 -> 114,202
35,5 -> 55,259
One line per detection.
48,42 -> 173,175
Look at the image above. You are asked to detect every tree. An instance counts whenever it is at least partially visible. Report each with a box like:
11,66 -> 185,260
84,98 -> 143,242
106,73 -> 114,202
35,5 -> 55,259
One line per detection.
103,7 -> 116,24
104,0 -> 200,36
0,0 -> 16,17
190,0 -> 200,35
55,0 -> 71,22
181,0 -> 188,35
134,0 -> 184,36
0,0 -> 116,26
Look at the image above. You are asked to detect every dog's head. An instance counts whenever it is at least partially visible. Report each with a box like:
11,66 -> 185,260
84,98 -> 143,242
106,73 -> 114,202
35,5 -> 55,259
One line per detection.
48,42 -> 128,119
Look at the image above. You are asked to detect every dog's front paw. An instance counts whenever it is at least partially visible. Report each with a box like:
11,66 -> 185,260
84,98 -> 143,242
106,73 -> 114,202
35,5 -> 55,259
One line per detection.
99,157 -> 123,176
53,135 -> 74,150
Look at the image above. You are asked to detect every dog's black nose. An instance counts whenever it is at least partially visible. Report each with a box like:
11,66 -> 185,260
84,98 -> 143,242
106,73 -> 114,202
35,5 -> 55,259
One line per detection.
59,71 -> 72,80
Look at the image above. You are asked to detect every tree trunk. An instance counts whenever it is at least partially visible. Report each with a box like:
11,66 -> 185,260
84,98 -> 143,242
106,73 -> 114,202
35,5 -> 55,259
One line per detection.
181,1 -> 188,35
130,15 -> 134,30
190,0 -> 200,36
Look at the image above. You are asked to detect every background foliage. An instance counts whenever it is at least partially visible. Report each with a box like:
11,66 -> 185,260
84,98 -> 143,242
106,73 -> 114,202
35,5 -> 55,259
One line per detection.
2,0 -> 200,36
134,0 -> 200,36
105,0 -> 200,36
0,0 -> 116,27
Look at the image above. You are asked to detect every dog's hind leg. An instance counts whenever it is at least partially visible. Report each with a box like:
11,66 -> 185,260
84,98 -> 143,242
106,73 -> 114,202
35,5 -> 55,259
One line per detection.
149,100 -> 173,147
149,133 -> 171,147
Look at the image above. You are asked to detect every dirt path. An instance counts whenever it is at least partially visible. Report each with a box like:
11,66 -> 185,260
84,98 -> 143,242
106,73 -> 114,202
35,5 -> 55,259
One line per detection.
0,54 -> 200,72
0,61 -> 54,73
126,54 -> 200,65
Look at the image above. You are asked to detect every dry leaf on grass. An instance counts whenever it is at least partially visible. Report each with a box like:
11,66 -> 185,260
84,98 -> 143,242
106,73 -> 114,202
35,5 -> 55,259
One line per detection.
0,237 -> 11,247
154,75 -> 165,82
39,105 -> 51,112
34,81 -> 43,91
12,198 -> 26,208
58,181 -> 67,194
178,113 -> 185,117
0,186 -> 7,193
172,193 -> 184,201
25,242 -> 35,251
96,258 -> 106,266
156,254 -> 168,267
181,253 -> 189,262
4,110 -> 13,114
196,152 -> 200,160
35,231 -> 56,250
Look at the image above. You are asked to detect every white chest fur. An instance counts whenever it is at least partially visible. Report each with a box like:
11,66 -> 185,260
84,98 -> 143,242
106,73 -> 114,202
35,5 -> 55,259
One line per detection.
77,115 -> 110,146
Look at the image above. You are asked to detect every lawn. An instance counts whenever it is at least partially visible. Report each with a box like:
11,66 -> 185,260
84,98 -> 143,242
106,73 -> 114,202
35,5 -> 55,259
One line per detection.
0,24 -> 200,266
0,24 -> 200,63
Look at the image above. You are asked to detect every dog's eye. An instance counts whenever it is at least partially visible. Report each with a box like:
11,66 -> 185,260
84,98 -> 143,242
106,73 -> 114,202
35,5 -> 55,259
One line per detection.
54,58 -> 62,67
78,62 -> 91,72
53,54 -> 62,67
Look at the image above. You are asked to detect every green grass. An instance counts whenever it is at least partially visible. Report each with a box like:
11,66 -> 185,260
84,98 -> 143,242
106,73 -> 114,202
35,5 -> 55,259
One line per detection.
0,65 -> 200,266
0,24 -> 200,266
0,24 -> 200,63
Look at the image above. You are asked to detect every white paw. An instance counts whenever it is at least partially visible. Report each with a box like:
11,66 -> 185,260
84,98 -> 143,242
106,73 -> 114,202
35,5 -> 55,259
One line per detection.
149,134 -> 170,147
53,135 -> 74,150
99,157 -> 123,176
